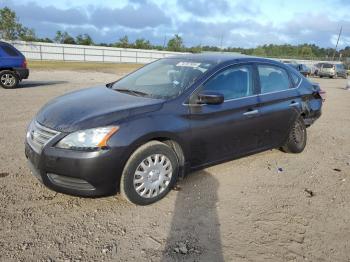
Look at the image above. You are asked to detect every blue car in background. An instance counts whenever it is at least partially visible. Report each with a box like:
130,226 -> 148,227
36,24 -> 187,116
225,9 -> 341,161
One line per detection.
0,41 -> 29,89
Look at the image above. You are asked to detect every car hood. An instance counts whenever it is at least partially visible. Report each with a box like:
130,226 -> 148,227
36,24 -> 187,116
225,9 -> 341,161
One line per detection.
36,86 -> 164,133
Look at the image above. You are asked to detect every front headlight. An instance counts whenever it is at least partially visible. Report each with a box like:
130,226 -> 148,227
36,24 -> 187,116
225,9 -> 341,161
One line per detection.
56,126 -> 119,150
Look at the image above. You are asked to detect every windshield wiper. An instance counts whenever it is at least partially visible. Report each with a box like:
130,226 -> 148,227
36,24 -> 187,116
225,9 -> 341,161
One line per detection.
114,88 -> 149,97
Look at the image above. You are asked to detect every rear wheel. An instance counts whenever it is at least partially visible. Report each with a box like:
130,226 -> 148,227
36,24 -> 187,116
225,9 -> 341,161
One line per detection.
282,117 -> 307,153
120,141 -> 179,205
0,70 -> 19,89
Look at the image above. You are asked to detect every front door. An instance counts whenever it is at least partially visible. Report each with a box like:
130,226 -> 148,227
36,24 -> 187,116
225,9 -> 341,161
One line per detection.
188,64 -> 262,167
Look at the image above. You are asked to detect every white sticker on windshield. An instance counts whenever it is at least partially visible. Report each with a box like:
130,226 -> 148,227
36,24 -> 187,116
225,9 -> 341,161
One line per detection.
176,62 -> 201,68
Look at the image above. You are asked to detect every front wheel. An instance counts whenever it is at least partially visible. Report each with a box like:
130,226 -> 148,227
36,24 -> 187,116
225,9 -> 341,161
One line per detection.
282,117 -> 307,153
0,70 -> 19,89
120,141 -> 179,205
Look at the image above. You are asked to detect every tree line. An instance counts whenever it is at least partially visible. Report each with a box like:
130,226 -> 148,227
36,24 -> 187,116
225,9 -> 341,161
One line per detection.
0,6 -> 349,60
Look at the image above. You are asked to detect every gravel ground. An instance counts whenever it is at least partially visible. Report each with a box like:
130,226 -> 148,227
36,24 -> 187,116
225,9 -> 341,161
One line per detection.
0,70 -> 349,262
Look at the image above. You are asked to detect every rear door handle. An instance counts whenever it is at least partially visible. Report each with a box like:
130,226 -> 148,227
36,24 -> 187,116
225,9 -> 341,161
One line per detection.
289,101 -> 299,107
243,109 -> 259,116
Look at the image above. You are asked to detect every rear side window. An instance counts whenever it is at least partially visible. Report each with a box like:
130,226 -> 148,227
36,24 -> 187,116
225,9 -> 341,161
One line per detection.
257,65 -> 291,94
202,65 -> 254,100
0,45 -> 19,56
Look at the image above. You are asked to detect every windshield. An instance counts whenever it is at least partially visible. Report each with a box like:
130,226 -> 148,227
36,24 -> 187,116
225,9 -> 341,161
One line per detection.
112,58 -> 214,99
336,64 -> 344,69
323,64 -> 334,69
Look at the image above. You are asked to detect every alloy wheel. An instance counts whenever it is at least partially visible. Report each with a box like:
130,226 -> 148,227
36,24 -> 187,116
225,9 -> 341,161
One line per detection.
0,73 -> 16,87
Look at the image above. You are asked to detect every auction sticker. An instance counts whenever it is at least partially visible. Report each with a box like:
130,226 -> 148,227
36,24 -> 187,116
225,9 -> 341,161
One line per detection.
176,62 -> 201,67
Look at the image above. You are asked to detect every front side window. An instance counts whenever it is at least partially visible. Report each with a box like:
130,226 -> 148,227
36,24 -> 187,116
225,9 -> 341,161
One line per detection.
112,58 -> 214,99
257,65 -> 291,94
201,65 -> 254,100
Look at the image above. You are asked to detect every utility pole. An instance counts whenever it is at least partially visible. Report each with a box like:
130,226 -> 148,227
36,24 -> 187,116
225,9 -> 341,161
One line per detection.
163,35 -> 167,49
332,26 -> 342,61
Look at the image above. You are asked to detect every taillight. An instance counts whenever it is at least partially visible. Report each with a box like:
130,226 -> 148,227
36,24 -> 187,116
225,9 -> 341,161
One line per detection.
319,89 -> 326,101
22,59 -> 27,68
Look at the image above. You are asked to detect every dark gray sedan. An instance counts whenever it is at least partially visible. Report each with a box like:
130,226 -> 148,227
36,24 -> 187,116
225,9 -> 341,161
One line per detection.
25,54 -> 323,205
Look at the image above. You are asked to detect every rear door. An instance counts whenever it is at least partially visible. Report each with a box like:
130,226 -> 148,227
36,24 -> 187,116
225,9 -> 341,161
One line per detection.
188,64 -> 262,167
255,63 -> 301,148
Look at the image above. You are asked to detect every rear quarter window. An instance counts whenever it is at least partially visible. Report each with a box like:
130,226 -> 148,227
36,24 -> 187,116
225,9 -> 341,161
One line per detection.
0,45 -> 19,56
291,72 -> 301,86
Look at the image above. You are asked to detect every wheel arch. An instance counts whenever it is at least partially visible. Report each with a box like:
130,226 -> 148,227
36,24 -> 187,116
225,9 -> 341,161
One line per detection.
0,68 -> 14,71
153,137 -> 185,170
124,133 -> 187,180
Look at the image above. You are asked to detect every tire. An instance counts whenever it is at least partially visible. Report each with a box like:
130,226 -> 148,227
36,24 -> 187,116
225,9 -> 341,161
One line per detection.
0,70 -> 19,89
319,75 -> 323,78
282,117 -> 307,153
120,141 -> 179,205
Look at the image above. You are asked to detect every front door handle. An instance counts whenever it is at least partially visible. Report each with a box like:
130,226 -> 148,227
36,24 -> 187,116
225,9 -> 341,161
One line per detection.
243,109 -> 259,116
289,101 -> 299,107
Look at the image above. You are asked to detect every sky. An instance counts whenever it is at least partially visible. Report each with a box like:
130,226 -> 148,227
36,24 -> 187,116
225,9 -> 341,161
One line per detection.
1,0 -> 350,48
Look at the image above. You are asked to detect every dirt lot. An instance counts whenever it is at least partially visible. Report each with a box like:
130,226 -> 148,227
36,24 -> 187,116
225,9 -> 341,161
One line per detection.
0,68 -> 349,262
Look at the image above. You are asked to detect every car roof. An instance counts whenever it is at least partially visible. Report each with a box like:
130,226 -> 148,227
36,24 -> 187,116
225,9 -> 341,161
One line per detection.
168,53 -> 282,66
0,41 -> 14,47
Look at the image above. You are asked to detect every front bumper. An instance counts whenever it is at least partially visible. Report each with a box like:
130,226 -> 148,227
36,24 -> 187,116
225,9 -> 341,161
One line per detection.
15,68 -> 29,80
25,141 -> 126,197
320,71 -> 335,77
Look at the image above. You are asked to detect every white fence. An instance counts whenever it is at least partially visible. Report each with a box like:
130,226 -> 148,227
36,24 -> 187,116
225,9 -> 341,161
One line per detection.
2,40 -> 342,67
4,40 -> 186,64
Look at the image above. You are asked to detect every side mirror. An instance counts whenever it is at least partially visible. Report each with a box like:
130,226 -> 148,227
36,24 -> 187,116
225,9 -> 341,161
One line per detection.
197,91 -> 224,105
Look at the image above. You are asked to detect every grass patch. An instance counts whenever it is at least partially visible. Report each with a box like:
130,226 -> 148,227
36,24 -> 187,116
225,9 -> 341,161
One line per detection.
28,60 -> 143,73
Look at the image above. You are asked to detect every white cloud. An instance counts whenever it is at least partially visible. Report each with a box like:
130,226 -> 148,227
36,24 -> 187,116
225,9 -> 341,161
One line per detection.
1,0 -> 350,48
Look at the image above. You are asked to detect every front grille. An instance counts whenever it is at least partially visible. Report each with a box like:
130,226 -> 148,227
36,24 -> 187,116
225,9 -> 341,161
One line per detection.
26,121 -> 60,154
